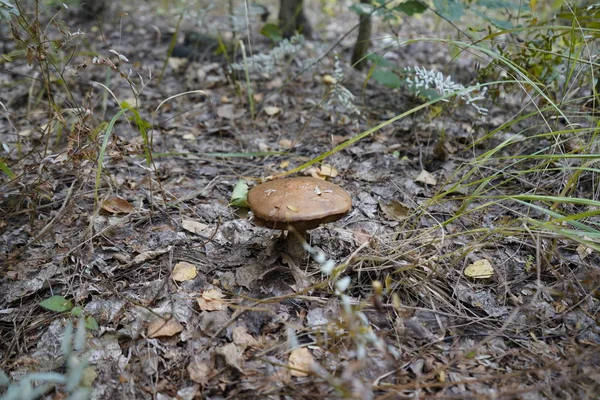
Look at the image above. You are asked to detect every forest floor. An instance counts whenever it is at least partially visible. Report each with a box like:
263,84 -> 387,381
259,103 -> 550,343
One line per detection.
1,1 -> 599,399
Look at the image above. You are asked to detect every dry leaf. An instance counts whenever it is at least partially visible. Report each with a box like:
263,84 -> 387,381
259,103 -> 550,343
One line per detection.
289,347 -> 314,377
264,106 -> 282,116
322,74 -> 336,85
217,104 -> 235,119
380,200 -> 411,221
167,57 -> 188,71
279,160 -> 290,169
182,219 -> 209,235
232,326 -> 260,348
576,237 -> 593,260
464,259 -> 494,279
415,170 -> 437,185
147,318 -> 183,338
216,343 -> 244,373
253,93 -> 263,102
102,197 -> 134,214
318,164 -> 338,178
197,288 -> 227,311
172,261 -> 198,282
278,139 -> 293,148
266,77 -> 283,89
187,359 -> 210,385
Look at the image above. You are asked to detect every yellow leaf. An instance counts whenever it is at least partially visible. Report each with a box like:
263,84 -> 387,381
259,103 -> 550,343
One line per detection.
464,259 -> 494,279
172,261 -> 198,282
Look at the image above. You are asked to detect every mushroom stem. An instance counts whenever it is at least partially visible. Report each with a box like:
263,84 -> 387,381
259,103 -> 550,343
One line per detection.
286,226 -> 309,259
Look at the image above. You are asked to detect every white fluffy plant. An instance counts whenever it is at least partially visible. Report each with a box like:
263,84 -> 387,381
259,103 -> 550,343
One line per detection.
300,240 -> 386,360
228,34 -> 305,76
0,317 -> 92,400
404,66 -> 489,115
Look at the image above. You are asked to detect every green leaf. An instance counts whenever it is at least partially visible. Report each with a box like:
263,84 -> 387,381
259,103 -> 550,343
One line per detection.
260,23 -> 282,42
371,68 -> 402,88
433,0 -> 464,21
229,180 -> 249,208
473,9 -> 513,29
394,0 -> 427,16
366,53 -> 395,68
71,306 -> 83,317
85,316 -> 99,331
349,3 -> 374,15
40,295 -> 73,312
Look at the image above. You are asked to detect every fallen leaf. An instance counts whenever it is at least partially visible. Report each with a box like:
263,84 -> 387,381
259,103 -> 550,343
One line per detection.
167,57 -> 188,71
147,318 -> 183,338
182,219 -> 209,235
415,170 -> 437,185
266,77 -> 283,89
305,167 -> 325,180
172,262 -> 198,282
464,259 -> 494,279
102,197 -> 134,214
216,342 -> 244,373
264,106 -> 282,116
197,288 -> 227,311
380,200 -> 411,221
187,359 -> 210,385
253,93 -> 263,102
217,104 -> 235,119
278,139 -> 293,148
318,164 -> 338,178
576,237 -> 593,260
232,326 -> 260,348
289,347 -> 314,377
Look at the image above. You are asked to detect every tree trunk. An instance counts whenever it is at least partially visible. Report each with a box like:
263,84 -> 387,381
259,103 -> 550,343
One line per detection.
279,0 -> 313,39
351,0 -> 372,70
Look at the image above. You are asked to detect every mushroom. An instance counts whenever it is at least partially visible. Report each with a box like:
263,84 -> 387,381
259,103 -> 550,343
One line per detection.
247,177 -> 352,258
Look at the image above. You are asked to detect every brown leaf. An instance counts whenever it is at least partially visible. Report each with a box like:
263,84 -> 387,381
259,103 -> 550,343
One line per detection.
217,104 -> 235,119
197,288 -> 227,311
232,326 -> 260,349
289,347 -> 314,377
102,197 -> 134,214
379,200 -> 411,221
415,170 -> 437,185
182,219 -> 209,235
187,358 -> 210,385
147,317 -> 183,338
216,342 -> 244,373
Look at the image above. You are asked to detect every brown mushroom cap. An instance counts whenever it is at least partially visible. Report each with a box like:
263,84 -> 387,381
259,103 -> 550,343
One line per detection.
247,177 -> 352,231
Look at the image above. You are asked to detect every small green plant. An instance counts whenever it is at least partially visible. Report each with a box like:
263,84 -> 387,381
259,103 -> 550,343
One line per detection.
39,295 -> 99,331
0,317 -> 94,400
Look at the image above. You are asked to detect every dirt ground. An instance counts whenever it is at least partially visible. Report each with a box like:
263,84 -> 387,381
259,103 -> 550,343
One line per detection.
1,0 -> 599,399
